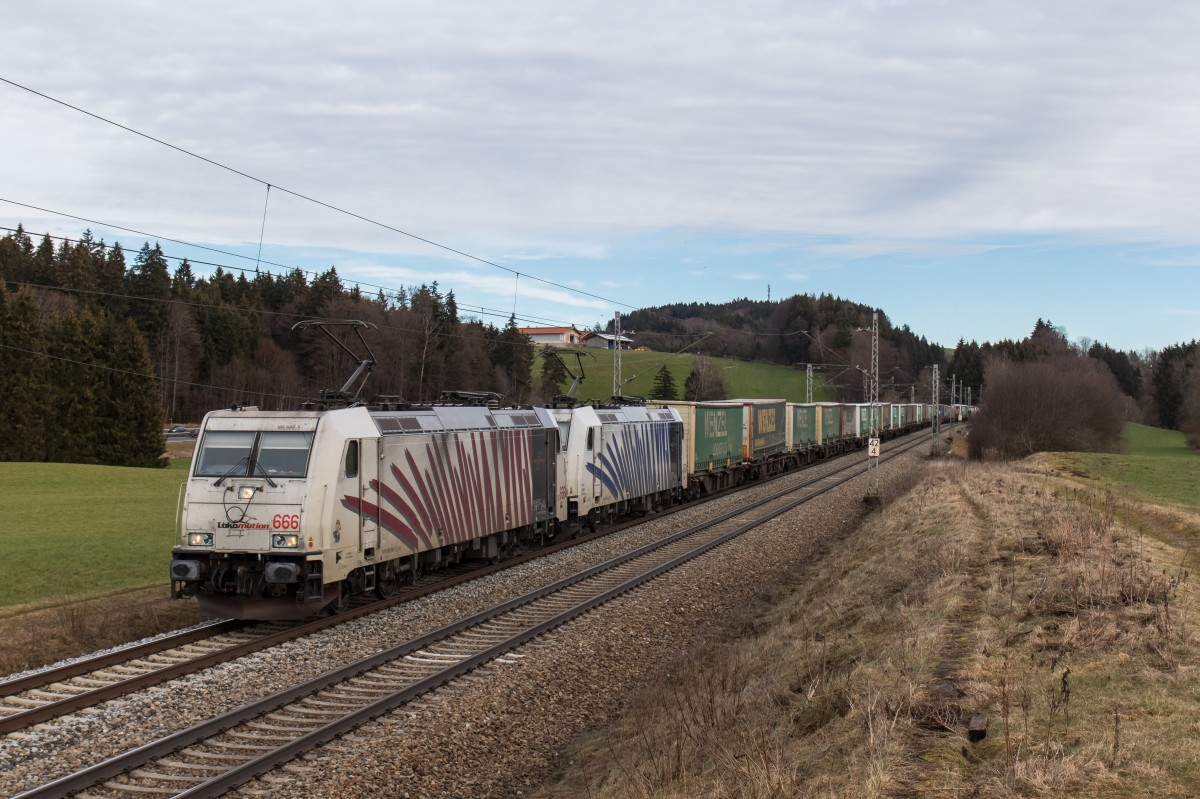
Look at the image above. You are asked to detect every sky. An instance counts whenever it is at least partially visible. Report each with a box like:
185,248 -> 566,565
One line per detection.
3,1 -> 1200,352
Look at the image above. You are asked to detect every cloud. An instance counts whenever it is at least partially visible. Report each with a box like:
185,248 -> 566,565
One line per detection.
8,0 -> 1200,249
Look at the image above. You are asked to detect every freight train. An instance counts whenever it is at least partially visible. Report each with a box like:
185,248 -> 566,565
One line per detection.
168,392 -> 968,620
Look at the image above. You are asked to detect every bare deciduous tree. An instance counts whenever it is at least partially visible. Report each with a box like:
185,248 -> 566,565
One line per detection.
683,354 -> 731,401
970,354 -> 1126,459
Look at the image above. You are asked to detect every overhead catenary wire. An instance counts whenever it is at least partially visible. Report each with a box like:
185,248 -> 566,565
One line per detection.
2,276 -> 589,355
0,197 -> 862,351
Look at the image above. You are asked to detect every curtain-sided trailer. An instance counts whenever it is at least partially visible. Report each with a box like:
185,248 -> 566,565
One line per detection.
655,400 -> 745,495
710,398 -> 788,471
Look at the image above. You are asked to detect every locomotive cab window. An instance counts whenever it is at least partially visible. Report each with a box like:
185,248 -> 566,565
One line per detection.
344,440 -> 359,479
256,432 -> 315,477
194,430 -> 314,478
557,420 -> 570,451
194,431 -> 255,477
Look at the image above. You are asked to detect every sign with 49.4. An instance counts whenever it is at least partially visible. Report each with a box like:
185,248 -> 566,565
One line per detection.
272,513 -> 301,530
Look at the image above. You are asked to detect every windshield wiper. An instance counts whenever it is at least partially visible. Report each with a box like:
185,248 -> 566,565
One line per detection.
213,456 -> 249,487
250,459 -> 279,488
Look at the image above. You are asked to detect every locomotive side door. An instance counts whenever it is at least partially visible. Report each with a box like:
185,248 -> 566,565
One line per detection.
359,438 -> 379,556
337,438 -> 379,558
587,425 -> 601,503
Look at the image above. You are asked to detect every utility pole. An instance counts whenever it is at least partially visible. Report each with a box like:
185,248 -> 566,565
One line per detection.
931,364 -> 941,455
612,311 -> 622,400
806,363 -> 813,404
867,311 -> 880,503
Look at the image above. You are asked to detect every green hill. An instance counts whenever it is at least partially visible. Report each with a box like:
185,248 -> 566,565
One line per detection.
536,348 -> 833,403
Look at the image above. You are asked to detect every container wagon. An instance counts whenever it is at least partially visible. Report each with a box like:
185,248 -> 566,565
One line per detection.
710,398 -> 787,467
654,400 -> 745,495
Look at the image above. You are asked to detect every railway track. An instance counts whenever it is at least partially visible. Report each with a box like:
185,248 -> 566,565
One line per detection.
0,426 -> 937,737
12,428 -> 935,799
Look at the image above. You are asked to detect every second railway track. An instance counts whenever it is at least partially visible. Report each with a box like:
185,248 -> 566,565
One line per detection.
10,428 -> 938,799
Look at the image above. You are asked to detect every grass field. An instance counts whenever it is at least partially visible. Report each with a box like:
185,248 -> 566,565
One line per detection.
0,460 -> 190,610
1065,422 -> 1200,508
536,349 -> 834,403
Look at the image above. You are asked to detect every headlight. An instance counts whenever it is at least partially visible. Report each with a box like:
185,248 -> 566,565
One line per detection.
238,485 -> 256,500
271,533 -> 300,548
188,532 -> 214,547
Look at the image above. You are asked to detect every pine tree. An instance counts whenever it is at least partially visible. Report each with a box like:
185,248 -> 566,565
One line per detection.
44,309 -> 103,463
96,317 -> 165,467
55,237 -> 98,294
129,242 -> 171,343
0,285 -> 48,460
490,316 -> 534,403
172,258 -> 196,296
98,242 -> 128,317
538,350 -> 571,400
32,233 -> 56,285
649,364 -> 678,400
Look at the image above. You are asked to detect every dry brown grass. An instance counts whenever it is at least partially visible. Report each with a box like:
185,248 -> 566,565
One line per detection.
0,586 -> 201,675
534,459 -> 1200,798
164,440 -> 196,460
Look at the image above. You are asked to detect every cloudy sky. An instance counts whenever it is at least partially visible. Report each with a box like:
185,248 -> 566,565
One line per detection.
4,1 -> 1200,351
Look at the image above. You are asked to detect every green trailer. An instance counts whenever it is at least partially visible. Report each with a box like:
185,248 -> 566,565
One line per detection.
816,402 -> 842,444
713,399 -> 786,461
789,403 -> 818,448
656,401 -> 743,475
848,403 -> 884,437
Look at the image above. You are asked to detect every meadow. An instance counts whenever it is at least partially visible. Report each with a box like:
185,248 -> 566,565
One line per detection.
1066,422 -> 1200,508
0,460 -> 190,610
536,348 -> 834,403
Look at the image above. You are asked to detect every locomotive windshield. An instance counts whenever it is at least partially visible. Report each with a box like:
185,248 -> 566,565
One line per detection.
195,430 -> 315,478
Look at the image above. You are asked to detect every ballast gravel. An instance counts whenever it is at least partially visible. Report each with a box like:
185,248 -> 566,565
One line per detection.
0,443 -> 929,798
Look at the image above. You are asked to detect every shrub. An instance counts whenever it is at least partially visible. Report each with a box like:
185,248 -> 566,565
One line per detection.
970,354 -> 1125,458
